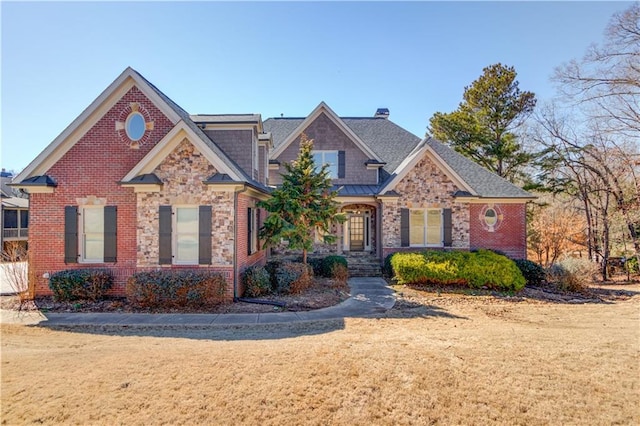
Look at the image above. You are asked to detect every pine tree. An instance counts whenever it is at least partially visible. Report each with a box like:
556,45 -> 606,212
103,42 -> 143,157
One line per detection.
258,134 -> 345,263
428,63 -> 537,183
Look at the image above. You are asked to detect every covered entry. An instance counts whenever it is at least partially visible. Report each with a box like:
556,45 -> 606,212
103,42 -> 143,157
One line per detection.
342,204 -> 376,253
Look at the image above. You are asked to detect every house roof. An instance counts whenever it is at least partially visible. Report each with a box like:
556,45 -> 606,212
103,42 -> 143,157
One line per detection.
266,103 -> 383,162
265,112 -> 533,200
190,114 -> 262,125
263,116 -> 421,174
14,67 -> 267,194
425,138 -> 534,199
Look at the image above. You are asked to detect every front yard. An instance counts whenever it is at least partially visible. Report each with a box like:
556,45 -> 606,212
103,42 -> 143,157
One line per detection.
2,282 -> 639,425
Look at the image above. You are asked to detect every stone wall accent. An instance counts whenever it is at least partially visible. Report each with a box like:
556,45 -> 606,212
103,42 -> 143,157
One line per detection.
270,112 -> 378,186
137,140 -> 235,267
382,153 -> 470,249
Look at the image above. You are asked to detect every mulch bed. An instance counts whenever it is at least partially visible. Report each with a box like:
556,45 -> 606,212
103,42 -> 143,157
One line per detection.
0,277 -> 350,315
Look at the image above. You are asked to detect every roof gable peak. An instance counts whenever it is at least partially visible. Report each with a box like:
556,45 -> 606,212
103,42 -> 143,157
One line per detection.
269,102 -> 382,161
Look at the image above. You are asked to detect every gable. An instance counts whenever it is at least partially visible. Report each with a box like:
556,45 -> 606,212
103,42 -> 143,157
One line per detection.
122,121 -> 245,183
269,102 -> 381,161
270,112 -> 380,186
380,138 -> 535,200
14,68 -> 182,184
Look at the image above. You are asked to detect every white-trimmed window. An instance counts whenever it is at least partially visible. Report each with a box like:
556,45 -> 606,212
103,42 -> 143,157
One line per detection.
173,206 -> 199,265
80,206 -> 104,263
312,150 -> 338,178
410,209 -> 443,247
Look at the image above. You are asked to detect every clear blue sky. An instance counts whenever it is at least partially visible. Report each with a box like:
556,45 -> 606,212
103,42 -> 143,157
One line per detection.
1,1 -> 633,172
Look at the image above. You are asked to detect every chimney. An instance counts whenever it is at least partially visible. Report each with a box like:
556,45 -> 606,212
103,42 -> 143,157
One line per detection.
374,108 -> 389,119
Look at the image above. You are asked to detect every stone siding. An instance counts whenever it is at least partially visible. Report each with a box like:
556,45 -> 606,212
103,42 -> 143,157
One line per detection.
137,140 -> 235,267
382,154 -> 470,250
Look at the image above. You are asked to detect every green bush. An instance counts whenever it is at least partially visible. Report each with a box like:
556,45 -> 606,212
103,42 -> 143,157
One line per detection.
514,259 -> 546,286
274,262 -> 313,294
321,255 -> 348,278
626,256 -> 639,274
49,269 -> 113,301
382,253 -> 395,278
389,250 -> 525,291
305,257 -> 324,277
242,265 -> 272,297
126,270 -> 226,308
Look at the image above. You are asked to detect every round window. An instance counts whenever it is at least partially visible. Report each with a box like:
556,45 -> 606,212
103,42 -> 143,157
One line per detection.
125,112 -> 146,141
484,208 -> 497,227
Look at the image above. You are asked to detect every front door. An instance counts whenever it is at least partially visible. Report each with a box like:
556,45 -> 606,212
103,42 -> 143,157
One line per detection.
349,214 -> 365,251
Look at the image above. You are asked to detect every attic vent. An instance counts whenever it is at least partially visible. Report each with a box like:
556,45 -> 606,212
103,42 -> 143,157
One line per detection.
374,108 -> 389,119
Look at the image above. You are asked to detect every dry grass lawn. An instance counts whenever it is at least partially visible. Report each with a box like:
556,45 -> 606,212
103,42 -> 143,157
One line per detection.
2,283 -> 639,425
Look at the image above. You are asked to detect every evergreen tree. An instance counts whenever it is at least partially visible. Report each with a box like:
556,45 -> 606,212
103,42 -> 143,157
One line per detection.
258,134 -> 345,263
428,63 -> 537,183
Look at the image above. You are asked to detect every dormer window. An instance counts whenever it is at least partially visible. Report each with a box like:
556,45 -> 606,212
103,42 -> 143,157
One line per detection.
312,150 -> 339,178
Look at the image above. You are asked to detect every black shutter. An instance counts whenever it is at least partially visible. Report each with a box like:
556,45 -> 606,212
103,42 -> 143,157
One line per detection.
199,205 -> 212,265
247,207 -> 253,255
400,208 -> 409,247
103,206 -> 117,262
338,151 -> 345,178
443,208 -> 452,247
64,206 -> 78,263
159,205 -> 172,265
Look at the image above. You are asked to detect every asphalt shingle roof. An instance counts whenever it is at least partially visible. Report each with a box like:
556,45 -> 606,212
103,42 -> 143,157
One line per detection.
425,138 -> 533,198
133,69 -> 266,191
263,117 -> 421,175
264,116 -> 533,199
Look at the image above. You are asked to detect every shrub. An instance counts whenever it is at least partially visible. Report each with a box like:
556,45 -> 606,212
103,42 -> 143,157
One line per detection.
557,257 -> 598,279
626,256 -> 639,274
306,257 -> 324,277
330,263 -> 349,284
265,260 -> 282,290
545,263 -> 586,293
126,270 -> 226,308
382,253 -> 395,278
458,250 -> 526,291
274,262 -> 313,294
544,257 -> 596,292
320,255 -> 348,278
514,259 -> 546,286
242,265 -> 272,297
390,250 -> 525,291
49,269 -> 113,302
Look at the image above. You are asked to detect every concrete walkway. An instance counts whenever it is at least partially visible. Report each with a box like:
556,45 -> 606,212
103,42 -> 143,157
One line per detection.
0,277 -> 395,327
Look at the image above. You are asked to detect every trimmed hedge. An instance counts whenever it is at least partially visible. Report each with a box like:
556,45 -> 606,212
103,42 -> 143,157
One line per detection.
49,269 -> 113,301
242,265 -> 272,297
514,259 -> 546,286
126,270 -> 226,308
389,250 -> 525,291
